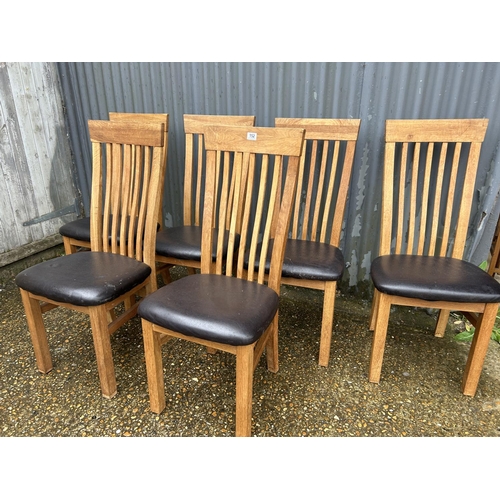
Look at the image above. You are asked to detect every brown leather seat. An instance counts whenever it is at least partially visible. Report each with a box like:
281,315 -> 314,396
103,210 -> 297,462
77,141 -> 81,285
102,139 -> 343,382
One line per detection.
250,238 -> 344,281
16,252 -> 151,306
139,274 -> 279,345
156,226 -> 238,262
371,255 -> 500,303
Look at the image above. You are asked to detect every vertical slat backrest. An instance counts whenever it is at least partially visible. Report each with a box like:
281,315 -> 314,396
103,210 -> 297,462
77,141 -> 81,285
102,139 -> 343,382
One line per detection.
381,119 -> 488,258
202,125 -> 304,293
183,114 -> 256,226
88,120 -> 166,271
109,113 -> 169,229
275,118 -> 361,247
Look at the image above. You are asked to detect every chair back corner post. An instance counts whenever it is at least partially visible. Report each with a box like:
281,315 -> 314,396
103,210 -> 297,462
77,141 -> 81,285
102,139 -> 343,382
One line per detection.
90,138 -> 104,252
329,138 -> 358,247
269,154 -> 301,293
452,140 -> 485,259
184,132 -> 195,225
200,149 -> 217,275
145,147 -> 167,290
380,139 -> 396,257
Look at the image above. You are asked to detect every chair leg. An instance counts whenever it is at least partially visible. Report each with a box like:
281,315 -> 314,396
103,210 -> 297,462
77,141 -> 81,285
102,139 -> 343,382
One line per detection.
266,314 -> 279,373
146,270 -> 158,294
62,236 -> 77,255
434,309 -> 450,338
19,289 -> 53,374
318,281 -> 337,367
160,266 -> 172,284
235,344 -> 254,437
142,319 -> 166,413
369,288 -> 381,331
462,302 -> 498,396
369,292 -> 392,383
124,294 -> 136,313
88,305 -> 117,398
163,271 -> 173,284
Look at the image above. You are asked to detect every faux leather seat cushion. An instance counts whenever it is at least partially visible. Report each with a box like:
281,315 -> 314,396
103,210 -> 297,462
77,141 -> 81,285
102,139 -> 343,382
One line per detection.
245,239 -> 344,281
155,226 -> 238,261
371,254 -> 500,303
16,252 -> 151,306
59,216 -> 159,242
138,274 -> 279,346
59,217 -> 92,240
282,240 -> 344,280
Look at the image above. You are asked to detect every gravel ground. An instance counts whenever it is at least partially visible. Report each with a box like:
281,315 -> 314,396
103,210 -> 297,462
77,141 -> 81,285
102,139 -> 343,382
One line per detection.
2,249 -> 499,496
1,251 -> 499,439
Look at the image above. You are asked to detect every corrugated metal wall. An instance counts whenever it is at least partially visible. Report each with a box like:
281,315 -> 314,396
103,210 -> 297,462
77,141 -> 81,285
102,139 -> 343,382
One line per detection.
0,62 -> 78,266
56,62 -> 500,287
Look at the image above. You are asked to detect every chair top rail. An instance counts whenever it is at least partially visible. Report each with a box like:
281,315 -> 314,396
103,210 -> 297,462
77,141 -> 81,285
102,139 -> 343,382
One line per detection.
386,119 -> 488,143
276,117 -> 361,141
184,114 -> 256,134
88,120 -> 164,147
204,125 -> 304,156
109,112 -> 169,127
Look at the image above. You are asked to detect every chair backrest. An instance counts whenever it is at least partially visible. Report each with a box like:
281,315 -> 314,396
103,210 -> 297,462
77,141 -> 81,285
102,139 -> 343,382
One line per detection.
183,114 -> 256,226
109,112 -> 169,229
275,118 -> 361,247
201,125 -> 305,293
380,119 -> 488,259
88,119 -> 166,269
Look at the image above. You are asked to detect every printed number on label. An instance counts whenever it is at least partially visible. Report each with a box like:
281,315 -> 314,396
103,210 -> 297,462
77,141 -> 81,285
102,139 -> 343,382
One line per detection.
247,132 -> 257,141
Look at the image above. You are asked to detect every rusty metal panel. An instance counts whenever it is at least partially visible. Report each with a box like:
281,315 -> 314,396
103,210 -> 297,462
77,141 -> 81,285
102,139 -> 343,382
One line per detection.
56,62 -> 500,286
0,62 -> 78,266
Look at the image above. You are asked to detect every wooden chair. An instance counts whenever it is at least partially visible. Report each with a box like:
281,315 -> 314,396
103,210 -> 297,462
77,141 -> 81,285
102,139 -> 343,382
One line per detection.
369,118 -> 500,397
59,112 -> 169,255
138,124 -> 304,436
155,114 -> 255,280
16,119 -> 167,398
271,118 -> 361,367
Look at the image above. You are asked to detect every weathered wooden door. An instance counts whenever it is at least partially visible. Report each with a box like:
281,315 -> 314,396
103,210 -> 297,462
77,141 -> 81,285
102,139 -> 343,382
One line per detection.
0,62 -> 79,267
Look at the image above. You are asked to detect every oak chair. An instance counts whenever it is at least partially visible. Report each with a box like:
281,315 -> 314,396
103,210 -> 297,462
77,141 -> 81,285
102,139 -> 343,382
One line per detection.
16,119 -> 167,398
59,112 -> 169,255
155,114 -> 255,280
369,118 -> 500,397
271,118 -> 361,367
138,124 -> 304,436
